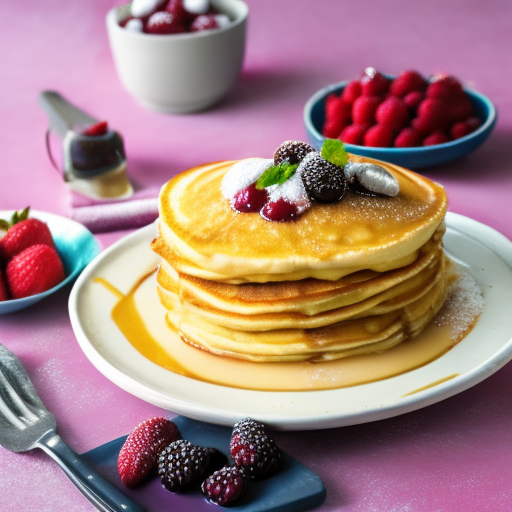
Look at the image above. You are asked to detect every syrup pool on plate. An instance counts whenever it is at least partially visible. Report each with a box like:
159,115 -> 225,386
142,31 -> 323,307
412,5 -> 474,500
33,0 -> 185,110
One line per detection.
94,265 -> 483,392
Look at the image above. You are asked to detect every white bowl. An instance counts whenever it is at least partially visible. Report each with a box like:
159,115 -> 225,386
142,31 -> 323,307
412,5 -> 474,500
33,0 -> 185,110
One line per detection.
106,0 -> 248,114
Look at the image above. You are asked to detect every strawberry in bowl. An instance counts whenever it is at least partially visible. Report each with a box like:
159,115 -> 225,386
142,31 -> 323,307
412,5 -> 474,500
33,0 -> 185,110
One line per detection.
0,208 -> 100,313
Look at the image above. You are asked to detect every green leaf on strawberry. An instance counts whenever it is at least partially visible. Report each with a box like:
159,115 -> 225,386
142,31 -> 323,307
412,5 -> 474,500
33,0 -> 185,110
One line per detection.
321,139 -> 348,167
256,162 -> 298,189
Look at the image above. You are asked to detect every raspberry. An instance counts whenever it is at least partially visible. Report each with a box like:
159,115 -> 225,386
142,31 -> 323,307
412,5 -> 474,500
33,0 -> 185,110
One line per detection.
360,68 -> 390,96
341,80 -> 362,104
394,127 -> 422,148
117,417 -> 182,488
389,70 -> 427,98
426,75 -> 464,102
413,98 -> 450,134
273,140 -> 314,165
339,123 -> 370,145
423,132 -> 449,146
230,418 -> 282,479
375,96 -> 409,130
164,0 -> 192,24
363,124 -> 394,147
300,152 -> 347,203
403,91 -> 424,111
351,95 -> 381,125
322,95 -> 351,138
157,440 -> 225,492
201,465 -> 249,507
260,199 -> 298,222
466,116 -> 482,131
232,184 -> 268,213
145,11 -> 186,34
450,121 -> 471,139
448,96 -> 473,123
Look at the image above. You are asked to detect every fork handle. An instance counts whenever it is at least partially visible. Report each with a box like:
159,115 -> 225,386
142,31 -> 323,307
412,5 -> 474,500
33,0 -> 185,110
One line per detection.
37,431 -> 146,512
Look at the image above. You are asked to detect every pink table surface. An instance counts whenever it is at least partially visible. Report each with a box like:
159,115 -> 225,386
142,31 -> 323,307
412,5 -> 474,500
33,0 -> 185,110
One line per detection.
1,0 -> 512,510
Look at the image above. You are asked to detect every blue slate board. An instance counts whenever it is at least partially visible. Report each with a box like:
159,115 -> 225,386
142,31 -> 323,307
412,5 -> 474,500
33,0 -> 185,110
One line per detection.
81,416 -> 326,512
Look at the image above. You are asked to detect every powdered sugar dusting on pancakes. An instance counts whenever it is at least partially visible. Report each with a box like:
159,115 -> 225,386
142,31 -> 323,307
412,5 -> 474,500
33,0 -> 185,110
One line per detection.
221,158 -> 273,199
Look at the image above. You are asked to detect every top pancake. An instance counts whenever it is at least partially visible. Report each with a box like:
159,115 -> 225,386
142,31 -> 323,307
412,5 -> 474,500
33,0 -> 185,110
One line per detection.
153,155 -> 447,283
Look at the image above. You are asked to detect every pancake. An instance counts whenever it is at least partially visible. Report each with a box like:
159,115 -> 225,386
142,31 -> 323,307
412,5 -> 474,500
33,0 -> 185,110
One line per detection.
151,148 -> 449,362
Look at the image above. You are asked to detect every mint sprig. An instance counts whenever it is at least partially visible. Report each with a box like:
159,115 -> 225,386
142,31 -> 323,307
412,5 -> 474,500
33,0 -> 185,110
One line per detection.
321,139 -> 348,167
256,162 -> 298,189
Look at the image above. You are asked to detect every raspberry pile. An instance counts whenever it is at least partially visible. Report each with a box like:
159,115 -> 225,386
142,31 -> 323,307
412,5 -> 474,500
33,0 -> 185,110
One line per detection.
323,68 -> 482,148
119,0 -> 231,35
117,416 -> 282,507
0,208 -> 65,301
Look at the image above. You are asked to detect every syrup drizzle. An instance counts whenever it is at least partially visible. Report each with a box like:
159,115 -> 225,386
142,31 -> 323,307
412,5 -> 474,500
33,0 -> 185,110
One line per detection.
94,266 -> 482,392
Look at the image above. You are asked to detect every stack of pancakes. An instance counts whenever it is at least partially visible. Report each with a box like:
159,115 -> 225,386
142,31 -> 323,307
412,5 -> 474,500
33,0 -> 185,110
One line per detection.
151,156 -> 450,362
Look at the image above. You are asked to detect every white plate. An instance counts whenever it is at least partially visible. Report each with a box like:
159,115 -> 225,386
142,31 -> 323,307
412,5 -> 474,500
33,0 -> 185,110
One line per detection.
69,213 -> 512,430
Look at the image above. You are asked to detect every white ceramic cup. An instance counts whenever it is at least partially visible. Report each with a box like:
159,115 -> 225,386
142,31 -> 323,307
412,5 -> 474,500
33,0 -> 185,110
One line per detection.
106,0 -> 248,114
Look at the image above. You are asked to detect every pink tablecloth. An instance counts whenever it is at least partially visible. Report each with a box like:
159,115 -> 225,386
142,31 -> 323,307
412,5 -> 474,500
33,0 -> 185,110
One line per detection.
1,1 -> 511,510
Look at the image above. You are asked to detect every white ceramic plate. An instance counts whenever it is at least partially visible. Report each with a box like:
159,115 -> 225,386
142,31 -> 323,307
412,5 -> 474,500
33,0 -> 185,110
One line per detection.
0,210 -> 100,314
69,213 -> 512,430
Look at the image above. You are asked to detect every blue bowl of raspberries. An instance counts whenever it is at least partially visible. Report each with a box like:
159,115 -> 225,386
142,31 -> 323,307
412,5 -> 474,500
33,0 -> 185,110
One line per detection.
304,68 -> 497,169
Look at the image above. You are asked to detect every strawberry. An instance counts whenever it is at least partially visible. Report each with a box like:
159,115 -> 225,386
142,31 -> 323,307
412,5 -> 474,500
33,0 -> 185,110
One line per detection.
466,116 -> 482,132
423,132 -> 449,146
0,208 -> 56,262
0,268 -> 9,301
6,244 -> 65,299
190,14 -> 219,31
394,127 -> 422,148
118,417 -> 182,488
164,0 -> 192,24
448,96 -> 473,123
341,80 -> 362,105
360,68 -> 390,96
389,70 -> 427,98
339,123 -> 370,145
363,124 -> 394,147
352,95 -> 381,125
375,96 -> 409,130
82,121 -> 109,137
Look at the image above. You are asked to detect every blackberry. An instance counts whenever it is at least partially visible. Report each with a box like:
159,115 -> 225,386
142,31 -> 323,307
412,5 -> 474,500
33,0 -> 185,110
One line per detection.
273,140 -> 314,165
201,465 -> 249,507
230,418 -> 282,479
300,152 -> 347,203
157,439 -> 225,492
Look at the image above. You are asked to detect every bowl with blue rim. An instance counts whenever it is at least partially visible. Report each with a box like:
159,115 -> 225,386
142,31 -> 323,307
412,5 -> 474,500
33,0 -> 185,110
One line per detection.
303,76 -> 497,169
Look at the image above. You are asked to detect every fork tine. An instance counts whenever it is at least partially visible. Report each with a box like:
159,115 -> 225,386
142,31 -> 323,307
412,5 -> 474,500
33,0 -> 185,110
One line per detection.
0,363 -> 40,428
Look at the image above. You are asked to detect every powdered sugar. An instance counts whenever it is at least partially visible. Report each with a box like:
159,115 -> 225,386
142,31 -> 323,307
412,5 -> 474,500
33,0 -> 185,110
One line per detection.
130,0 -> 165,18
267,168 -> 311,213
435,265 -> 484,342
183,0 -> 210,14
220,158 -> 273,199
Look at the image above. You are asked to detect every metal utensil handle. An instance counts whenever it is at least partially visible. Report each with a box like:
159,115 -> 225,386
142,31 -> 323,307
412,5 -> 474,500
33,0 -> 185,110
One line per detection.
39,91 -> 99,139
37,431 -> 146,512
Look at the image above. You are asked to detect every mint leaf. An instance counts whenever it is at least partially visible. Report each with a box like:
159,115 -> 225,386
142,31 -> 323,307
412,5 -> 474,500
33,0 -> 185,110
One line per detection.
321,139 -> 348,167
256,162 -> 298,189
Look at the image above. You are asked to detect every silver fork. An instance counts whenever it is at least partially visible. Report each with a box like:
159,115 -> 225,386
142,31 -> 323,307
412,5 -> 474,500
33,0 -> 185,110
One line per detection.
0,342 -> 145,512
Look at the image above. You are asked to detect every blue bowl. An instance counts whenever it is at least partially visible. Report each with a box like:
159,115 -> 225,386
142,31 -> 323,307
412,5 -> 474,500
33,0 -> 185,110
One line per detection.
303,79 -> 497,169
0,210 -> 100,314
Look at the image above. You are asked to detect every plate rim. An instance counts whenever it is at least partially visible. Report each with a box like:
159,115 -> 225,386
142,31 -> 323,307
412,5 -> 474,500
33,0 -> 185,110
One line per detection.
69,213 -> 512,430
